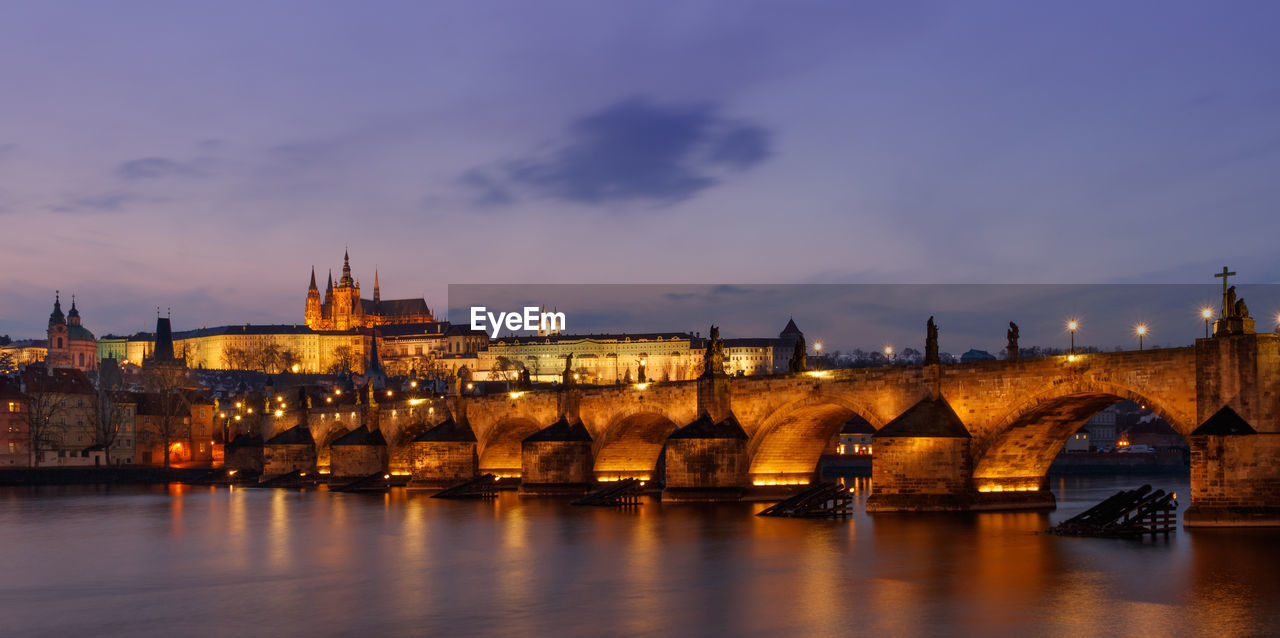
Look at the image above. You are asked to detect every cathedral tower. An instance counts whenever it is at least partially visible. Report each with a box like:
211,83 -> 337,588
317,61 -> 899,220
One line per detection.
305,267 -> 322,328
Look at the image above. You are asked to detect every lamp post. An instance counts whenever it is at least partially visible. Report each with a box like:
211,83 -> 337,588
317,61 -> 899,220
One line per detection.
1135,324 -> 1147,351
813,342 -> 823,370
884,345 -> 893,365
1067,320 -> 1078,354
1201,307 -> 1213,339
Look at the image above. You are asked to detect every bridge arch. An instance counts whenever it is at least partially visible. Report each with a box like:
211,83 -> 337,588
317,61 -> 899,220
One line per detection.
315,424 -> 350,472
972,379 -> 1191,492
592,409 -> 682,481
747,394 -> 883,484
478,416 -> 543,477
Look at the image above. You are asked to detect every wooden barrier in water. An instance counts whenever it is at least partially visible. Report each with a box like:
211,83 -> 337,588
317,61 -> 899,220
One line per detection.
757,482 -> 853,518
1048,484 -> 1178,538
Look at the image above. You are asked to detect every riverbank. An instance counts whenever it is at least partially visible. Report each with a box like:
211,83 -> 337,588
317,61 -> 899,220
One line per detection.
1049,451 -> 1189,475
0,466 -> 216,486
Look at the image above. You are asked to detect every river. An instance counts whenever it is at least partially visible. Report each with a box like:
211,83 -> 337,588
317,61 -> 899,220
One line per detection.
1,474 -> 1277,637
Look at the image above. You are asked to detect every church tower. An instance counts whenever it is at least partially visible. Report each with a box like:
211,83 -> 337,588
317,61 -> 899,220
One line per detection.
47,291 -> 69,367
331,249 -> 363,330
305,267 -> 323,328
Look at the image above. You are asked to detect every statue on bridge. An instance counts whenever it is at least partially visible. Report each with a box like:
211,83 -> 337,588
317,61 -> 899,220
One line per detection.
789,333 -> 807,373
1213,269 -> 1256,335
562,354 -> 574,386
1007,321 -> 1020,361
925,316 -> 939,365
1223,278 -> 1253,320
703,326 -> 725,377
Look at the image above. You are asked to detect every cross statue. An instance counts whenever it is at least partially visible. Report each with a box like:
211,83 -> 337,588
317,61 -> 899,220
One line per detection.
1215,266 -> 1236,317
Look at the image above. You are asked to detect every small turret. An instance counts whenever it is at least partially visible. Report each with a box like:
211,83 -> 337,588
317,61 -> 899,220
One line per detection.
373,269 -> 380,304
67,295 -> 81,326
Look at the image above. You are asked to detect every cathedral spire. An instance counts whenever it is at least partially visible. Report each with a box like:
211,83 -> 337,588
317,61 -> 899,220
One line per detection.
326,269 -> 333,294
309,266 -> 318,291
340,247 -> 354,286
373,269 -> 380,304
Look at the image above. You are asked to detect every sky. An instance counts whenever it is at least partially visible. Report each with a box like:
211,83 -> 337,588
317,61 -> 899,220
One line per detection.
3,1 -> 1280,340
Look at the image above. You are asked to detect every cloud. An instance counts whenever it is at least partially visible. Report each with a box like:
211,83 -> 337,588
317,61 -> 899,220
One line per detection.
117,156 -> 210,179
48,190 -> 160,215
462,96 -> 772,207
458,168 -> 513,206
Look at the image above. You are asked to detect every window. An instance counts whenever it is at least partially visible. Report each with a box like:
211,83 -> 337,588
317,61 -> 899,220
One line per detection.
57,337 -> 63,348
6,402 -> 15,413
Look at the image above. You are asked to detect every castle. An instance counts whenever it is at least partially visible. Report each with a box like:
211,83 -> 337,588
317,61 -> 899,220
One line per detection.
305,250 -> 435,330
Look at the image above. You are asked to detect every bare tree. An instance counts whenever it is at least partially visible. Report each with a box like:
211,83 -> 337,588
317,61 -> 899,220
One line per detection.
223,345 -> 251,370
0,351 -> 16,374
328,345 -> 357,375
88,380 -> 130,465
490,356 -> 524,386
18,370 -> 70,467
144,364 -> 190,468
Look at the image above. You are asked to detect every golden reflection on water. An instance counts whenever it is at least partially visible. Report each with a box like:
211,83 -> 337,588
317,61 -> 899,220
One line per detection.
268,489 -> 292,569
8,475 -> 1280,637
615,500 -> 662,636
167,483 -> 186,535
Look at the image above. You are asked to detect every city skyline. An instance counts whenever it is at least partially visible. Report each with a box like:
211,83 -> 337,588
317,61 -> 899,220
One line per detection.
5,2 -> 1280,337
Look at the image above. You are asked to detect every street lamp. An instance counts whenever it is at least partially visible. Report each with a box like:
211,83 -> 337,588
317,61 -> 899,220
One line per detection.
884,345 -> 894,365
813,342 -> 823,370
1135,324 -> 1148,350
1066,319 -> 1079,354
1201,307 -> 1213,339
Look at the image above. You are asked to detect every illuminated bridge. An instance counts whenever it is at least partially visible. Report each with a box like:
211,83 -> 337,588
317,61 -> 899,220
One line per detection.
257,329 -> 1280,528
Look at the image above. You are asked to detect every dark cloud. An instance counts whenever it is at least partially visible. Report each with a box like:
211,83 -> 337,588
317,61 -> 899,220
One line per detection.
117,157 -> 209,179
50,192 -> 141,214
463,96 -> 772,207
458,168 -> 512,206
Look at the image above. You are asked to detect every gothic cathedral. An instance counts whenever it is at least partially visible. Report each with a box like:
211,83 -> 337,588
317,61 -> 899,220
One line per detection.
304,250 -> 434,330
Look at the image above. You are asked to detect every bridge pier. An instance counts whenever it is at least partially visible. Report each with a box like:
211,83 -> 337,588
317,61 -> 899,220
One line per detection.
662,375 -> 749,501
408,411 -> 479,489
519,389 -> 593,495
520,416 -> 594,495
866,397 -> 980,512
1185,333 -> 1280,527
262,424 -> 318,480
328,426 -> 388,482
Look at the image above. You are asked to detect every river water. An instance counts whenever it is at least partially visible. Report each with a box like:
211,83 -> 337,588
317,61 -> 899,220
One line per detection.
1,474 -> 1277,637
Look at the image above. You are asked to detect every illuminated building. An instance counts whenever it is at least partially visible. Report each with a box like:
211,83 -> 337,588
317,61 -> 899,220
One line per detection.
305,250 -> 434,330
44,293 -> 98,372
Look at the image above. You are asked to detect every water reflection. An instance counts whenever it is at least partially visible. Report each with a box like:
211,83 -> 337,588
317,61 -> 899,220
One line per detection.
1,475 -> 1278,637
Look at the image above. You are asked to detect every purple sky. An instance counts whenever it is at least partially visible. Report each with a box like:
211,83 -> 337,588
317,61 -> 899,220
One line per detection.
4,2 -> 1280,339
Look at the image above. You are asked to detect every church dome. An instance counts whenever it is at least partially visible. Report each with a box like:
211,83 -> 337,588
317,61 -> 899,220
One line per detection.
67,324 -> 96,342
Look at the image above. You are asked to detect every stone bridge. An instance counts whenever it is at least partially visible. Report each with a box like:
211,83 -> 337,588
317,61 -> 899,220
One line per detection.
257,332 -> 1280,527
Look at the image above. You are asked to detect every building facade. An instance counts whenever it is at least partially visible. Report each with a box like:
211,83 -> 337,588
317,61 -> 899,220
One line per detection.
44,293 -> 97,372
305,250 -> 434,330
